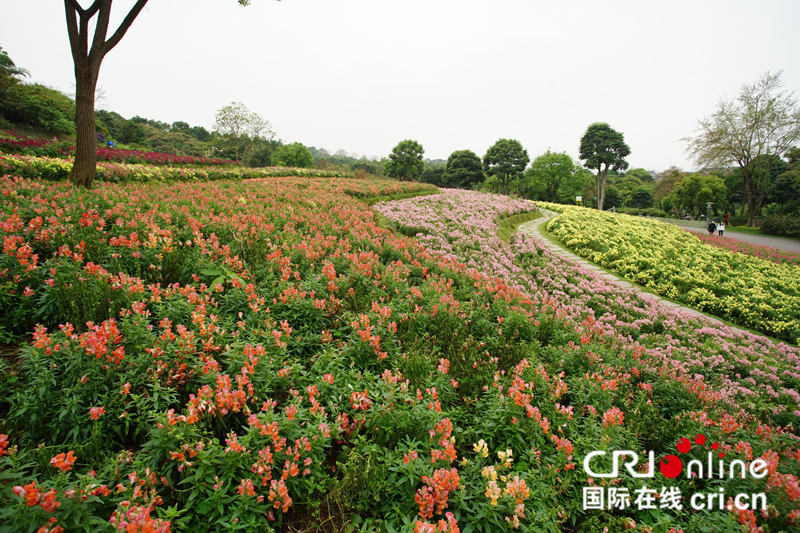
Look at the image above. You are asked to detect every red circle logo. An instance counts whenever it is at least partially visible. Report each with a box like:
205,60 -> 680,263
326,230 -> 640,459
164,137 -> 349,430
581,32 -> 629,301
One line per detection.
676,438 -> 691,454
659,455 -> 683,478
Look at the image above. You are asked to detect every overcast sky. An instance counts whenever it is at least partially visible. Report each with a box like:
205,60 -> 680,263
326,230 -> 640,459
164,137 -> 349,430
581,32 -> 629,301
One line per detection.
2,0 -> 799,171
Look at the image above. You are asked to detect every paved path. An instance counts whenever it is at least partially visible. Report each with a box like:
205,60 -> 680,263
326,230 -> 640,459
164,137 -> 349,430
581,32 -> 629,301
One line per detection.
677,225 -> 800,254
516,210 -> 745,330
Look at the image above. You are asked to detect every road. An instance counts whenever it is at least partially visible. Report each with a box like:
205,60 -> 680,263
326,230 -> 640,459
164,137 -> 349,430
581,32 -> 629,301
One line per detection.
677,225 -> 800,254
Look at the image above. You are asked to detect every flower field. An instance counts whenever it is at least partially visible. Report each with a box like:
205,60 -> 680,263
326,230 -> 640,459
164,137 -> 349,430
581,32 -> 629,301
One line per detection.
0,131 -> 239,166
537,202 -> 800,345
0,154 -> 352,183
1,178 -> 799,533
693,232 -> 800,266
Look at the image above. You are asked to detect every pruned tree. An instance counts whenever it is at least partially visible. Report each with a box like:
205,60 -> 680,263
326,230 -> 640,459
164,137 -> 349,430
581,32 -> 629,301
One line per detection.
384,140 -> 425,182
442,149 -> 484,189
63,0 -> 279,188
483,139 -> 529,195
579,122 -> 630,211
684,71 -> 800,226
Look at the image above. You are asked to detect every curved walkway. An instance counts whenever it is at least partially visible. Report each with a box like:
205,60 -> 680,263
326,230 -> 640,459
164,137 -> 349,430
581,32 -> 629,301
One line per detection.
516,210 -> 744,331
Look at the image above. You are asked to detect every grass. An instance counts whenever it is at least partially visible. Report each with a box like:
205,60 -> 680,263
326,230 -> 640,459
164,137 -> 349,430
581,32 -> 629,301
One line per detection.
497,209 -> 543,242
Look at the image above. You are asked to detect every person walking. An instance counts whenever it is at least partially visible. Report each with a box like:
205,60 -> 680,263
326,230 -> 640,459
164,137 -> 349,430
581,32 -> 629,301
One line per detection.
723,212 -> 729,225
707,221 -> 717,235
718,222 -> 725,236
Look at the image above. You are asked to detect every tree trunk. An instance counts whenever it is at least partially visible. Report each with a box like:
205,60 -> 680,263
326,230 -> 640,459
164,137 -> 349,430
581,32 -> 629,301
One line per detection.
596,171 -> 606,211
64,0 -> 149,188
70,67 -> 98,188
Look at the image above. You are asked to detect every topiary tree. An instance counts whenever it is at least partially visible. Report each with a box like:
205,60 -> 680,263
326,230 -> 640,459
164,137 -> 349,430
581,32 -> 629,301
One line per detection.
443,149 -> 484,189
272,142 -> 314,168
384,140 -> 425,182
483,139 -> 529,195
579,122 -> 630,211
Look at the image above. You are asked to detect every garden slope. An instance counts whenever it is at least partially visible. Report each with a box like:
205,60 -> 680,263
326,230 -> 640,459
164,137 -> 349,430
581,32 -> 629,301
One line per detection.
0,180 -> 798,532
538,202 -> 800,344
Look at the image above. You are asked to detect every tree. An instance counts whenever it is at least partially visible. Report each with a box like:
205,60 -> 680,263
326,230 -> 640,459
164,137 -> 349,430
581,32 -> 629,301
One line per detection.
63,0 -> 278,188
684,71 -> 800,226
653,166 -> 685,204
521,150 -> 580,202
420,164 -> 446,187
603,186 -> 624,209
579,122 -> 631,211
628,186 -> 654,209
666,174 -> 727,218
625,168 -> 653,183
213,102 -> 274,162
0,45 -> 30,80
483,139 -> 529,195
0,46 -> 27,119
272,142 -> 314,168
384,140 -> 425,182
442,150 -> 484,189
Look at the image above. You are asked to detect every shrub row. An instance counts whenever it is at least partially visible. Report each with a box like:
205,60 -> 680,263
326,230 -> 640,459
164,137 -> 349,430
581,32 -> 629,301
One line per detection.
0,154 -> 353,183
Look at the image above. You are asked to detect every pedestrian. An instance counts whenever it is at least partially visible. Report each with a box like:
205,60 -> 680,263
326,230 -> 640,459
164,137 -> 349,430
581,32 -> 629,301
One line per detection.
718,222 -> 725,236
723,212 -> 729,224
707,221 -> 716,235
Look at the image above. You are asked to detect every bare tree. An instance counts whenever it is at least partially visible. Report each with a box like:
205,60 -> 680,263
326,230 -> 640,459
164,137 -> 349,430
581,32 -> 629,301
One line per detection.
684,71 -> 800,226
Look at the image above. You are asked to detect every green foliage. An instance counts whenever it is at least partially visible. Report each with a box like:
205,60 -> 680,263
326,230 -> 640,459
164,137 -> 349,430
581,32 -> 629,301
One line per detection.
213,102 -> 273,162
384,139 -> 425,182
603,185 -> 623,209
272,141 -> 314,168
579,122 -> 630,211
0,46 -> 27,119
666,173 -> 727,218
759,216 -> 800,238
420,163 -> 446,187
625,167 -> 653,182
520,150 -> 580,202
616,206 -> 668,217
483,139 -> 529,195
3,84 -> 75,135
684,71 -> 800,226
628,186 -> 654,208
443,149 -> 484,189
578,123 -> 630,175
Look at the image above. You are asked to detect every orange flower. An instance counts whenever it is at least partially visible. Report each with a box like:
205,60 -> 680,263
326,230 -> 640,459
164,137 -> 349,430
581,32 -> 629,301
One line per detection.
88,406 -> 105,420
50,451 -> 76,472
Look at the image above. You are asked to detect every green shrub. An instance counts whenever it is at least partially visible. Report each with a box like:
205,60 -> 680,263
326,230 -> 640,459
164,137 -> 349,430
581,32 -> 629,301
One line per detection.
616,206 -> 668,217
4,84 -> 76,135
760,216 -> 800,237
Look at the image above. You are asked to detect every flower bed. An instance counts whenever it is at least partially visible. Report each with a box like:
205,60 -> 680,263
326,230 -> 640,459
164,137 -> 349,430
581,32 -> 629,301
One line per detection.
694,232 -> 800,266
1,130 -> 239,166
0,181 -> 798,532
537,202 -> 800,344
0,154 -> 353,182
377,189 -> 800,532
